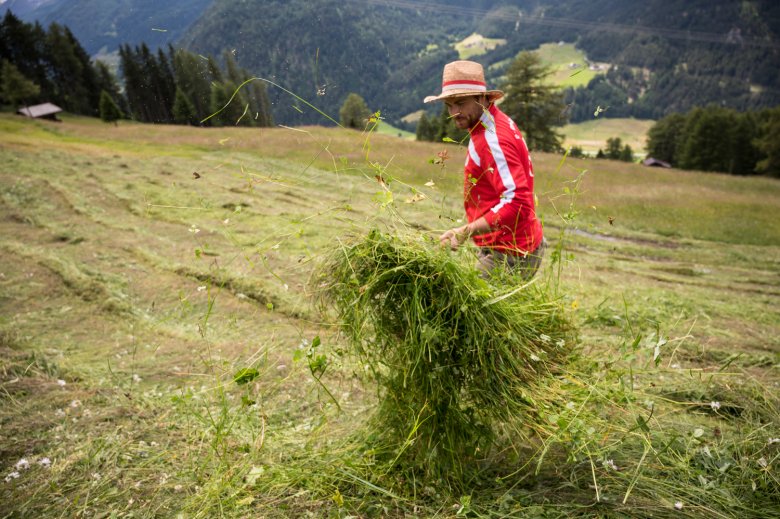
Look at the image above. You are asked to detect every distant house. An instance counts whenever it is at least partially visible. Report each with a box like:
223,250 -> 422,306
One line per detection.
17,103 -> 63,121
642,157 -> 672,168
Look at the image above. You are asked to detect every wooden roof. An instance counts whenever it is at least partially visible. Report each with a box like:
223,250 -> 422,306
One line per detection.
18,103 -> 63,118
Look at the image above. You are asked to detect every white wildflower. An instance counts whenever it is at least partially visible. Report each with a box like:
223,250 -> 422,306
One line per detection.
603,459 -> 619,471
223,218 -> 230,225
55,408 -> 66,417
556,339 -> 565,348
159,473 -> 169,485
4,471 -> 20,483
15,458 -> 30,470
197,286 -> 207,292
92,472 -> 101,480
150,441 -> 159,447
758,457 -> 768,468
530,354 -> 541,362
188,225 -> 200,234
174,484 -> 183,492
644,400 -> 655,410
37,457 -> 51,468
674,501 -> 683,510
57,379 -> 67,387
701,446 -> 712,458
671,363 -> 681,369
69,400 -> 81,408
709,401 -> 721,411
132,374 -> 142,383
539,334 -> 551,344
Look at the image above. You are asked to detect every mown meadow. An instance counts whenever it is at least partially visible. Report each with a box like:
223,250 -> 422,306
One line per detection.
0,113 -> 778,518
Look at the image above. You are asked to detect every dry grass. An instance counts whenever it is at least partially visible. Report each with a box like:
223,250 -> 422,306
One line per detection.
0,113 -> 777,517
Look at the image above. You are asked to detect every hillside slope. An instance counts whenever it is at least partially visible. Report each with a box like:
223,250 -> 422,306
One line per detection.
179,0 -> 780,125
3,0 -> 212,54
0,114 -> 778,517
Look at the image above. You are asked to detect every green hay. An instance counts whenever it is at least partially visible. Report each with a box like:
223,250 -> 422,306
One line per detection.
317,229 -> 576,483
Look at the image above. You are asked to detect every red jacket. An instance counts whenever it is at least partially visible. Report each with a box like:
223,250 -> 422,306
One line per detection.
463,104 -> 543,255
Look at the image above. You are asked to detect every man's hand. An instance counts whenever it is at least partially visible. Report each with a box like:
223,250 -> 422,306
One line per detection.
439,226 -> 468,250
439,217 -> 490,251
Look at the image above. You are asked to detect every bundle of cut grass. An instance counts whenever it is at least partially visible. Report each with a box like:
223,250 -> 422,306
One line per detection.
316,229 -> 576,481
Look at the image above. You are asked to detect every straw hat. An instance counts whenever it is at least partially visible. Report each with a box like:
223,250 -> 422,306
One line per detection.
424,60 -> 504,104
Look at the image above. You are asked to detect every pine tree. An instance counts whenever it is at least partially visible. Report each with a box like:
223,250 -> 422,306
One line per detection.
605,137 -> 623,160
94,61 -> 128,116
619,144 -> 634,162
45,22 -> 87,113
339,93 -> 371,129
500,51 -> 567,153
210,81 -> 250,126
120,45 -> 150,122
755,107 -> 780,178
171,48 -> 213,124
172,88 -> 197,125
646,112 -> 686,165
99,90 -> 123,124
415,113 -> 433,141
677,106 -> 739,173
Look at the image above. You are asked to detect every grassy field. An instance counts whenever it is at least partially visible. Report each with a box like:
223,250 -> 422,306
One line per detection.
534,42 -> 603,89
455,33 -> 508,60
562,117 -> 656,156
1,114 -> 778,518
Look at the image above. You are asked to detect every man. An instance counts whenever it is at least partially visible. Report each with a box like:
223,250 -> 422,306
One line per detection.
425,60 -> 545,278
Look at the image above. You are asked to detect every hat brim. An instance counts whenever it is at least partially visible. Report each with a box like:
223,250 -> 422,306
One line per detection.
423,89 -> 504,104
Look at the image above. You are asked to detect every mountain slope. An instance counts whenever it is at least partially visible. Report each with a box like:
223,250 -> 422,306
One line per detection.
179,0 -> 476,126
180,0 -> 780,126
3,0 -> 213,54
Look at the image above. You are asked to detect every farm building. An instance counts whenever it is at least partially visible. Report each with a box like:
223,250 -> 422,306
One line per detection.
642,157 -> 672,168
17,103 -> 62,121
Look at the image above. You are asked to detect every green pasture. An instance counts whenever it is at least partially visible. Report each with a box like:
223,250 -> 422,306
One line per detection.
535,42 -> 603,89
0,114 -> 778,517
454,32 -> 508,60
562,117 -> 656,155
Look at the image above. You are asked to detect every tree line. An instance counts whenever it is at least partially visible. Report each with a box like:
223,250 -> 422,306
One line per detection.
0,10 -> 274,128
0,10 -> 119,116
646,105 -> 779,177
119,45 -> 273,127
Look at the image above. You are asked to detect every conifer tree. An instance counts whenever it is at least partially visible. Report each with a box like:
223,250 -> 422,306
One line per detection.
619,144 -> 634,162
755,107 -> 780,178
45,22 -> 87,113
646,112 -> 686,165
415,113 -> 433,141
99,90 -> 123,124
339,93 -> 371,129
605,137 -> 623,160
172,88 -> 197,125
171,48 -> 212,123
500,51 -> 567,152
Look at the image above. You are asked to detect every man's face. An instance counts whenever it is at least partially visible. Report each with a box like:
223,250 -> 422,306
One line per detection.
444,95 -> 487,130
